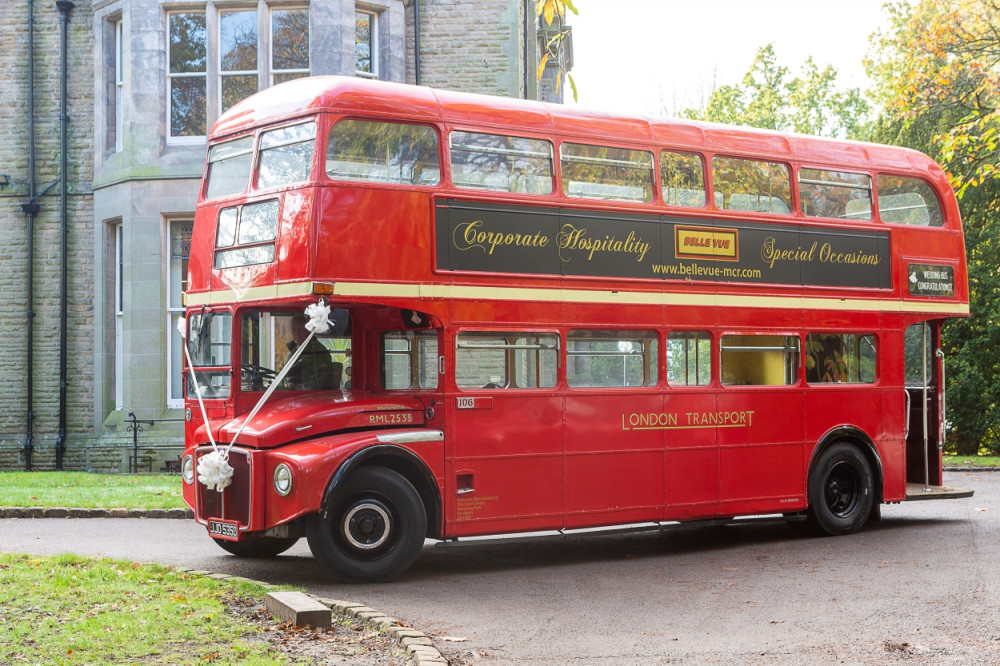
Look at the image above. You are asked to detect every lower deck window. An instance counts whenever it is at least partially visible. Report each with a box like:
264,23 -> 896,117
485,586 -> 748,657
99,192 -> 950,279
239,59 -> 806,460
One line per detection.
806,333 -> 876,383
667,331 -> 711,386
566,330 -> 657,388
383,331 -> 439,390
721,334 -> 799,386
456,332 -> 558,389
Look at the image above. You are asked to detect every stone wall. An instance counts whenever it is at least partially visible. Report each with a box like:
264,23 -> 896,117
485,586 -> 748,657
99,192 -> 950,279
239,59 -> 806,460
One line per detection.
0,1 -> 97,470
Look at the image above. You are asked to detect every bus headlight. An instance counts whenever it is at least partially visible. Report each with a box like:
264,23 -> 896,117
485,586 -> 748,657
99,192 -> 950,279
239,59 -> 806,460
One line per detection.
273,463 -> 293,496
181,455 -> 195,485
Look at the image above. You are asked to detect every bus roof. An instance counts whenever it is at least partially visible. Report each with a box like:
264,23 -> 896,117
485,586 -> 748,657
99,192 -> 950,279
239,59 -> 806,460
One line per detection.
212,75 -> 942,179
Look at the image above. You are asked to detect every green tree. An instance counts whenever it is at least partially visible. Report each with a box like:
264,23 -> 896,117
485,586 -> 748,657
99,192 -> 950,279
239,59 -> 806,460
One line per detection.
681,44 -> 870,140
867,0 -> 1000,454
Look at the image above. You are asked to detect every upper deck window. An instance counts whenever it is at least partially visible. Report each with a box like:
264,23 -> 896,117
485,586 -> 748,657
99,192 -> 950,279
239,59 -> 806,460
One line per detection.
661,151 -> 706,208
326,120 -> 440,185
205,136 -> 254,199
561,143 -> 654,203
877,175 -> 943,226
257,121 -> 316,189
799,168 -> 872,221
713,157 -> 792,214
450,131 -> 553,194
215,199 -> 279,268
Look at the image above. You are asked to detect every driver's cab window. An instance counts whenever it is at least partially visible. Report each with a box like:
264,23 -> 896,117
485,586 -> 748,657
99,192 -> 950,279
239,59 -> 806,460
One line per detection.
241,310 -> 351,391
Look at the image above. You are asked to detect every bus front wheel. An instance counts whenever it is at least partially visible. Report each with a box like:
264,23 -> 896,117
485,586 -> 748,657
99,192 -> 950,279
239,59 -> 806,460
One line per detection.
804,442 -> 874,536
306,467 -> 426,583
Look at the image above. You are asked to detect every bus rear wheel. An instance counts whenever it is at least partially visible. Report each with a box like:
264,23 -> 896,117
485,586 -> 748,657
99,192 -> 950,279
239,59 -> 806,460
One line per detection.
804,441 -> 874,536
212,535 -> 299,558
306,467 -> 426,583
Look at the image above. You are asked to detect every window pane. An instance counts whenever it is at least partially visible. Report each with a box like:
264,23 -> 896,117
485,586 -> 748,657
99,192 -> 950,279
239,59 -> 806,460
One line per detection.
455,332 -> 558,389
799,168 -> 872,220
877,175 -> 943,226
221,10 -> 257,72
272,8 -> 310,71
170,77 -> 206,137
355,11 -> 374,74
562,143 -> 654,202
217,207 -> 238,247
661,151 -> 706,207
567,331 -> 657,388
327,120 -> 440,185
168,221 -> 192,310
721,335 -> 799,386
450,131 -> 553,194
905,323 -> 934,386
806,333 -> 877,383
382,331 -> 439,390
206,136 -> 253,199
215,244 -> 275,268
222,74 -> 257,112
186,312 -> 232,367
713,157 -> 791,213
667,331 -> 711,386
169,12 -> 206,74
258,122 -> 316,188
238,200 -> 279,244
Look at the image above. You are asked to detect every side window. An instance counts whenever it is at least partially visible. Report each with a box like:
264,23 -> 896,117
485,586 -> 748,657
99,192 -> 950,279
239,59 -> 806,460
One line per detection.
805,333 -> 877,384
667,331 -> 711,386
561,143 -> 654,203
799,168 -> 872,220
904,323 -> 935,387
712,157 -> 791,214
326,120 -> 440,185
721,334 -> 799,386
205,136 -> 253,200
449,131 -> 553,194
214,199 -> 279,268
455,332 -> 558,389
257,121 -> 316,189
566,331 -> 658,388
382,331 -> 439,390
877,175 -> 944,227
661,151 -> 706,208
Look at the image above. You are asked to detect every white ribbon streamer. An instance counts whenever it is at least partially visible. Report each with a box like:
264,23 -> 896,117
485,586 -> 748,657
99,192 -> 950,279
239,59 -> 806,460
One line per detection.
178,316 -> 232,492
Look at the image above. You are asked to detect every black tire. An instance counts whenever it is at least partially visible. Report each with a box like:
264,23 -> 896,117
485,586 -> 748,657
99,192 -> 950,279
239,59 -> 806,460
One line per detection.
306,467 -> 426,583
212,535 -> 299,558
804,442 -> 874,536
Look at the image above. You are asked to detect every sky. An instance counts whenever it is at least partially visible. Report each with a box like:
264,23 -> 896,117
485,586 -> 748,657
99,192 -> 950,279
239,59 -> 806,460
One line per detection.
564,0 -> 897,117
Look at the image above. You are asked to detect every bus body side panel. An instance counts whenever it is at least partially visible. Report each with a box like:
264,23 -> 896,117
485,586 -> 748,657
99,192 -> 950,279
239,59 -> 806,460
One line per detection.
716,388 -> 806,515
445,393 -> 565,537
663,390 -> 720,520
563,391 -> 666,529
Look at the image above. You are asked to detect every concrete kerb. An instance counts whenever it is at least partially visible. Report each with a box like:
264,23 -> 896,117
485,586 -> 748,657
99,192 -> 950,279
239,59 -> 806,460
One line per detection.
170,569 -> 448,665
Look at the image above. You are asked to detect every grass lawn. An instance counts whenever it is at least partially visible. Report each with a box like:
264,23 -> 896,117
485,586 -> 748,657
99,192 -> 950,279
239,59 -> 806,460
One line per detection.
0,472 -> 185,510
944,455 -> 1000,468
0,553 -> 295,665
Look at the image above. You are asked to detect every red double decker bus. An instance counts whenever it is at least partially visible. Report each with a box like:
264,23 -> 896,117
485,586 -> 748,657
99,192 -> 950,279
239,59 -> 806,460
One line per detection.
180,76 -> 971,582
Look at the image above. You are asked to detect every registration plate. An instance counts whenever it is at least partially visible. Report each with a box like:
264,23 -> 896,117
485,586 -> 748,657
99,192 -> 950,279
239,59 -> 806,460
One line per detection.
208,519 -> 240,541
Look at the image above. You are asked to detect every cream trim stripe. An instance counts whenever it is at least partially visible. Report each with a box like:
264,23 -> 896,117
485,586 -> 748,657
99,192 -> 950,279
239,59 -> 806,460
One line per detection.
183,280 -> 969,316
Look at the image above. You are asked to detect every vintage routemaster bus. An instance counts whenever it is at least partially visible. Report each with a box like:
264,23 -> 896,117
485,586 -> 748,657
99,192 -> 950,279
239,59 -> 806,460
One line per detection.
179,76 -> 972,582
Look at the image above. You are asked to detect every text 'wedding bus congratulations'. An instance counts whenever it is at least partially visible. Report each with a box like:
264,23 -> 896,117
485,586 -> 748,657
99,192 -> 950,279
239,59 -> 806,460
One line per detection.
178,76 -> 971,582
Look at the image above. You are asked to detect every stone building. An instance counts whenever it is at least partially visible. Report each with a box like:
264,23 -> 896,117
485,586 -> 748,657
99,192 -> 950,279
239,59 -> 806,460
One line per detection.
0,0 -> 566,471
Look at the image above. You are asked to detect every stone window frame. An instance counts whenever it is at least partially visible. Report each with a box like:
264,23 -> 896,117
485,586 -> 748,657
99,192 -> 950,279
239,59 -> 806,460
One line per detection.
165,1 -> 314,144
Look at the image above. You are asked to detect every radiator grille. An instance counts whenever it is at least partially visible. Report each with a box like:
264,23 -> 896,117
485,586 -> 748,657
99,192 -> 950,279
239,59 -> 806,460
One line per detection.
196,448 -> 252,528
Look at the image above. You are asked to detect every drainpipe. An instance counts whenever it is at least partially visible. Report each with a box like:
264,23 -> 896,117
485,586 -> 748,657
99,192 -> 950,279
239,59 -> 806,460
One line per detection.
413,0 -> 421,85
21,0 -> 37,471
523,0 -> 529,98
54,0 -> 75,471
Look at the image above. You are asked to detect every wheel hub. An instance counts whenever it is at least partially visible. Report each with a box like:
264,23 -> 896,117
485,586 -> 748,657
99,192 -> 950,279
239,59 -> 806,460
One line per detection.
342,501 -> 391,550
